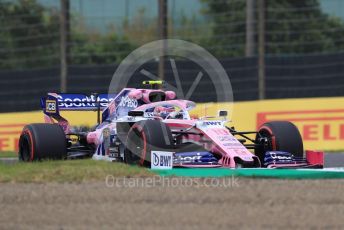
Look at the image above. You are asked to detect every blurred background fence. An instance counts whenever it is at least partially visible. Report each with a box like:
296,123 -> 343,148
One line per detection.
1,0 -> 344,112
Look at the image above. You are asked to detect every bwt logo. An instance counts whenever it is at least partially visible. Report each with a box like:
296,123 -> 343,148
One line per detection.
153,153 -> 172,166
151,151 -> 173,169
204,121 -> 222,126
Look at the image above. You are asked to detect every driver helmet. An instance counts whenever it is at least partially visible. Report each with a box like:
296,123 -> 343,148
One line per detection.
154,106 -> 175,119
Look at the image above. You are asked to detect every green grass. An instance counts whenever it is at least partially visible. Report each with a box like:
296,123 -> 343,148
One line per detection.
0,151 -> 17,158
0,160 -> 153,183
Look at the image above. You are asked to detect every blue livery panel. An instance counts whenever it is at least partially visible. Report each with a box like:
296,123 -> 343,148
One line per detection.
263,151 -> 307,167
173,151 -> 219,165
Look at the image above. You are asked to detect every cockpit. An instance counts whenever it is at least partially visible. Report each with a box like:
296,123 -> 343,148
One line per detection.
133,100 -> 195,120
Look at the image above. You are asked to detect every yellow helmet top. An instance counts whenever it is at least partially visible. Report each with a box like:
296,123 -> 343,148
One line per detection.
142,80 -> 164,89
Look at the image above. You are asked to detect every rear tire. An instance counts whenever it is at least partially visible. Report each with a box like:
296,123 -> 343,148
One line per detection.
18,123 -> 67,161
124,120 -> 173,167
255,121 -> 304,163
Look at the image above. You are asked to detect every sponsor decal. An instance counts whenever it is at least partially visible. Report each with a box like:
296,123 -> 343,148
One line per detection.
268,152 -> 293,160
223,143 -> 243,147
127,116 -> 135,121
204,121 -> 223,126
232,149 -> 250,156
144,112 -> 154,117
197,121 -> 224,130
218,135 -> 237,142
0,124 -> 23,152
118,95 -> 138,108
176,155 -> 202,163
57,94 -> 115,109
264,151 -> 296,166
257,109 -> 344,142
151,151 -> 173,169
45,100 -> 57,113
173,152 -> 219,164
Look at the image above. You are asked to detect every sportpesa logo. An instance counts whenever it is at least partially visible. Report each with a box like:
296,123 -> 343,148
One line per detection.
57,94 -> 114,108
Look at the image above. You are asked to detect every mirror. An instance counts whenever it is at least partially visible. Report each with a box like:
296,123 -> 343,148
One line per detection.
218,110 -> 228,117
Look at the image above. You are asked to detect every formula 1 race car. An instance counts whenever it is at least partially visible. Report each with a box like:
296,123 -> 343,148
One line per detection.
18,81 -> 324,169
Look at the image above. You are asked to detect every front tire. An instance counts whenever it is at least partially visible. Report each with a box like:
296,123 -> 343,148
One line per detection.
19,124 -> 67,161
255,121 -> 304,163
124,120 -> 173,167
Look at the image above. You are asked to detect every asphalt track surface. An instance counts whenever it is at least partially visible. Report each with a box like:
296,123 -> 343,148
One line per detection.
325,153 -> 344,167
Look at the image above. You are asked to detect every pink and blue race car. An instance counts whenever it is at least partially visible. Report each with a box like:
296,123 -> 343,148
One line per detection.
18,81 -> 324,169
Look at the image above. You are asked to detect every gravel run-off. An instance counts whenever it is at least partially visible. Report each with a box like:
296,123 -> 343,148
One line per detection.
1,178 -> 344,230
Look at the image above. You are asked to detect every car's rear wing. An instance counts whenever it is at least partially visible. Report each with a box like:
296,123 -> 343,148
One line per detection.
41,93 -> 116,115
